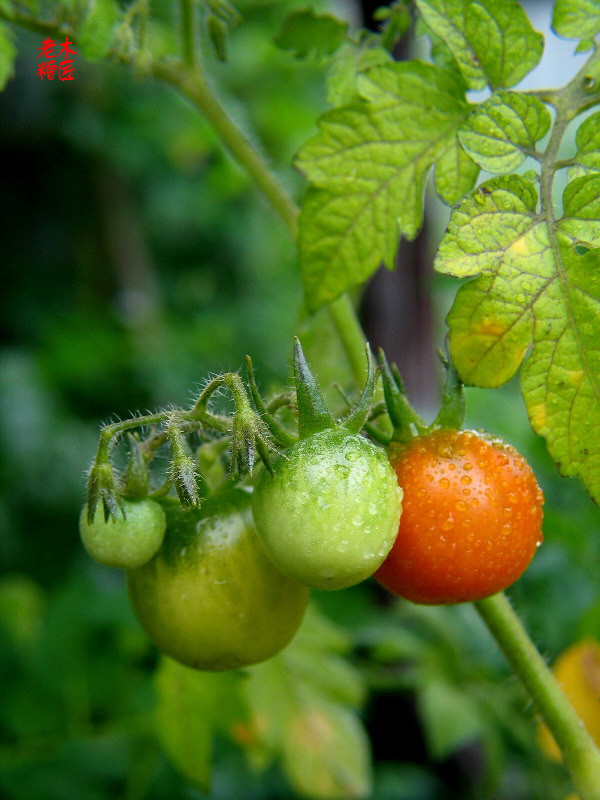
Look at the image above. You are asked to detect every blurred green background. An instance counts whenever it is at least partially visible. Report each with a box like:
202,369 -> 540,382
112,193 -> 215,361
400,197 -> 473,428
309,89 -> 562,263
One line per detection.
1,2 -> 600,799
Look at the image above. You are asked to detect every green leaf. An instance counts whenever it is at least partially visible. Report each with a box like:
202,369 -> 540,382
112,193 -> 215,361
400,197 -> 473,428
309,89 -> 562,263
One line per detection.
552,0 -> 600,39
242,605 -> 371,799
78,0 -> 121,61
436,175 -> 600,503
0,23 -> 16,91
154,657 -> 243,792
326,43 -> 392,107
274,8 -> 348,59
414,0 -> 544,90
459,91 -> 551,174
569,111 -> 600,179
296,61 -> 469,310
434,138 -> 479,205
414,15 -> 462,75
418,679 -> 484,759
558,174 -> 600,247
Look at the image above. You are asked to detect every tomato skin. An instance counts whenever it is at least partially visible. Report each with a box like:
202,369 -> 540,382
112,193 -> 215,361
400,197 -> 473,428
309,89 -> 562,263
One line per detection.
252,429 -> 403,591
80,498 -> 166,569
375,430 -> 544,604
126,489 -> 309,671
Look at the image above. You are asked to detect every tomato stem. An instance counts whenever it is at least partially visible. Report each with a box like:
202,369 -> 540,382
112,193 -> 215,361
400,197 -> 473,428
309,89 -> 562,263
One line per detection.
475,592 -> 600,800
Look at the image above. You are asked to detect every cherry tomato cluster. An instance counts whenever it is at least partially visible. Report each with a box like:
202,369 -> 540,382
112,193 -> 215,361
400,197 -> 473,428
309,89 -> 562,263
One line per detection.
79,341 -> 544,672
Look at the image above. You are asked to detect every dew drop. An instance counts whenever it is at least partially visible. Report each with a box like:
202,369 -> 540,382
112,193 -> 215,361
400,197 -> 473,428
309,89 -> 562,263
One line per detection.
352,514 -> 363,526
455,500 -> 467,511
345,450 -> 359,462
485,489 -> 498,507
461,475 -> 472,485
464,463 -> 473,471
439,477 -> 450,489
334,464 -> 350,479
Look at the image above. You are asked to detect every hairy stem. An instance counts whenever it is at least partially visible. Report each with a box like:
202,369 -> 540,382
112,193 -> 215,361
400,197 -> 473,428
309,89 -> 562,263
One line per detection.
475,593 -> 600,800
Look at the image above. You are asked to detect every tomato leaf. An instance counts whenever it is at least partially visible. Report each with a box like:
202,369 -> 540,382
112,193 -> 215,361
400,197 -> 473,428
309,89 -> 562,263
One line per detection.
154,657 -> 244,792
326,43 -> 392,107
558,174 -> 600,247
274,8 -> 348,59
569,112 -> 600,181
436,174 -> 600,503
242,605 -> 371,799
296,61 -> 469,311
552,0 -> 600,40
414,0 -> 544,90
434,138 -> 479,205
458,91 -> 551,174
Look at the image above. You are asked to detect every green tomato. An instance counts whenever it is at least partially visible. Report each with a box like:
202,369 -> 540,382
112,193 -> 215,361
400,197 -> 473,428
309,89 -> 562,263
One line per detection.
80,498 -> 166,569
252,429 -> 403,591
126,489 -> 310,671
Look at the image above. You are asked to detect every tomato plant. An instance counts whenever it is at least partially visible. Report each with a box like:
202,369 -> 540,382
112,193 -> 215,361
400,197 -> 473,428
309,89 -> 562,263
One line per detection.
374,429 -> 544,605
127,489 -> 310,671
79,497 -> 166,569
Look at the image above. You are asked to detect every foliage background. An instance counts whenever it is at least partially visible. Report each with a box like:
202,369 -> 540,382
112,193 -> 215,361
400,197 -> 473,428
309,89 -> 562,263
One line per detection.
1,1 -> 600,798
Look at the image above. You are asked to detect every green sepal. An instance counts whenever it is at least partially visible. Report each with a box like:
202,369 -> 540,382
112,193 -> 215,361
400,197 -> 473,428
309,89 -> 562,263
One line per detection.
246,356 -> 298,447
429,346 -> 466,432
341,344 -> 377,434
86,459 -> 124,523
294,337 -> 335,439
168,422 -> 202,510
230,406 -> 276,477
378,349 -> 426,443
122,434 -> 150,499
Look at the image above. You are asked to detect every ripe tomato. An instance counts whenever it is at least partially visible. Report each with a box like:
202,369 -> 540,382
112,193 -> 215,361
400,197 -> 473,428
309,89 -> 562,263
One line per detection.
126,489 -> 310,670
375,429 -> 544,604
252,429 -> 403,591
80,498 -> 166,569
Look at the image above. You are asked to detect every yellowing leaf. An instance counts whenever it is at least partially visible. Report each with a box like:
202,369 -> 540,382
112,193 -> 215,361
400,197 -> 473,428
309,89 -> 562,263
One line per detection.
437,175 -> 600,502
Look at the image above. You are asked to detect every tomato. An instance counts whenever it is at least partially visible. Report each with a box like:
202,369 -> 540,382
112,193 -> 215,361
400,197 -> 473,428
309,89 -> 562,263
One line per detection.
375,429 -> 544,604
251,429 -> 403,591
80,498 -> 166,569
126,489 -> 310,670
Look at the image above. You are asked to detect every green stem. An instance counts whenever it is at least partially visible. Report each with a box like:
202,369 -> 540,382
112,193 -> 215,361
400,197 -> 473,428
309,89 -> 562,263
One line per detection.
327,295 -> 370,388
475,593 -> 600,800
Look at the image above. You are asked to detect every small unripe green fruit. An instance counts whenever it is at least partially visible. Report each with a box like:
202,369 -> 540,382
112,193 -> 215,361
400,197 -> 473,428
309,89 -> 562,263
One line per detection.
126,490 -> 310,670
252,429 -> 403,591
80,498 -> 166,569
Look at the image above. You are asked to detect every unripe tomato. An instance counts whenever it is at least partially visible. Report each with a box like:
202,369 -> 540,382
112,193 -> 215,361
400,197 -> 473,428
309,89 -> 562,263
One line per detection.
80,498 -> 166,569
375,429 -> 544,604
126,489 -> 310,671
252,429 -> 403,591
